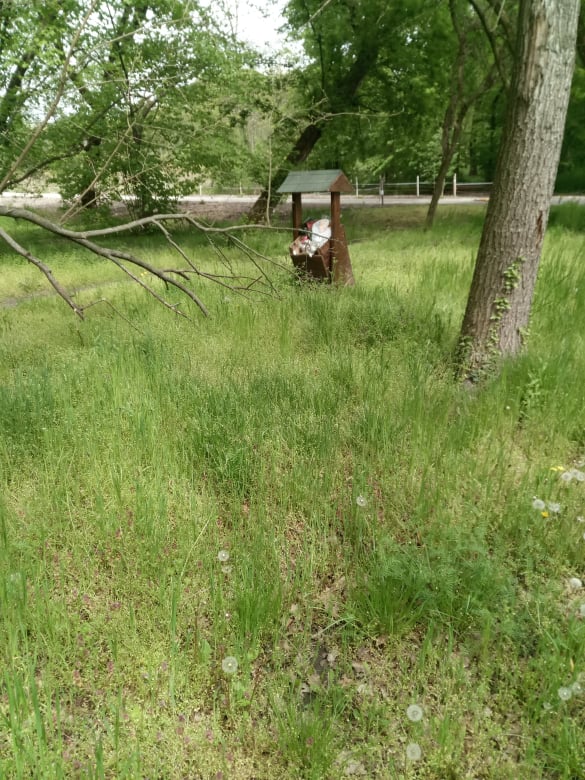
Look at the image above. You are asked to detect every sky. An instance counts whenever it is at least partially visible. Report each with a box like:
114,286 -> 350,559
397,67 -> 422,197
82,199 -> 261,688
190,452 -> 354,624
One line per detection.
212,0 -> 293,52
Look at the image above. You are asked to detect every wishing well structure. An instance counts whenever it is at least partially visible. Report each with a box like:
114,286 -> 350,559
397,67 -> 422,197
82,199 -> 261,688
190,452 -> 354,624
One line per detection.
277,169 -> 355,286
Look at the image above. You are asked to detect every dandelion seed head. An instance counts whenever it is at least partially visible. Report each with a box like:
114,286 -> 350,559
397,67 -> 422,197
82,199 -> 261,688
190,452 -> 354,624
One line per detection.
221,656 -> 238,675
217,550 -> 230,563
543,702 -> 552,711
406,704 -> 424,722
356,495 -> 367,508
532,498 -> 546,511
558,686 -> 572,701
548,502 -> 561,514
406,742 -> 422,761
569,577 -> 583,590
561,471 -> 573,482
575,471 -> 585,483
577,516 -> 585,523
571,681 -> 583,695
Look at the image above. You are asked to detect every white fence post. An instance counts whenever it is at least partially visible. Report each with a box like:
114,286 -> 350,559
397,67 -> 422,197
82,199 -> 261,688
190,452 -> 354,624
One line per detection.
453,173 -> 457,197
355,177 -> 359,197
416,175 -> 420,197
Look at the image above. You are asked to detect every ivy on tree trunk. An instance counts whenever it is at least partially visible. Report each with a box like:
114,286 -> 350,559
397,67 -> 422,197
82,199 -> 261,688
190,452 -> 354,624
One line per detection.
457,0 -> 580,381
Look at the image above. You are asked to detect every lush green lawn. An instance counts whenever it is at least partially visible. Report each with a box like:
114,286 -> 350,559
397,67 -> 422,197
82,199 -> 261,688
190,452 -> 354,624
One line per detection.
1,204 -> 584,778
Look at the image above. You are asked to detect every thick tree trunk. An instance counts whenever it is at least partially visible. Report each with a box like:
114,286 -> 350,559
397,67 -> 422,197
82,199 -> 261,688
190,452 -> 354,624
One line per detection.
578,2 -> 585,65
457,0 -> 579,381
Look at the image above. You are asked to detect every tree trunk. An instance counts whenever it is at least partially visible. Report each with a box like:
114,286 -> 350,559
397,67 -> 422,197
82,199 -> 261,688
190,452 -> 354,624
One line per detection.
457,0 -> 579,381
248,40 -> 379,223
578,1 -> 585,65
425,115 -> 464,229
247,124 -> 322,223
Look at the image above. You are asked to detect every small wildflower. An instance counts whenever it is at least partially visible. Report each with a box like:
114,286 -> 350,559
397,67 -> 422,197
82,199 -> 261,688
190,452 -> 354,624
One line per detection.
541,511 -> 549,519
221,656 -> 238,675
551,466 -> 565,472
547,502 -> 561,514
217,550 -> 230,563
569,577 -> 583,590
532,498 -> 546,511
406,704 -> 424,722
356,495 -> 367,508
406,743 -> 422,761
571,681 -> 583,695
558,686 -> 572,701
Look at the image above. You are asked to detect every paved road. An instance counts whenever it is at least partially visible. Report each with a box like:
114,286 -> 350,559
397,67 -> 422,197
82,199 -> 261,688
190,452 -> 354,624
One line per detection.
1,192 -> 584,210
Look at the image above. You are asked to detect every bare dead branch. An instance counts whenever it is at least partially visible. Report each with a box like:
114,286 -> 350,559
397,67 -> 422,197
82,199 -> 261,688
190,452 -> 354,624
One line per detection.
0,228 -> 84,318
0,204 -> 291,320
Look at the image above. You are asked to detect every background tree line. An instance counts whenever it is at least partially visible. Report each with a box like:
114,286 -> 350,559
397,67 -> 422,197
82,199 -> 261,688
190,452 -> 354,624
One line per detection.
1,0 -> 583,221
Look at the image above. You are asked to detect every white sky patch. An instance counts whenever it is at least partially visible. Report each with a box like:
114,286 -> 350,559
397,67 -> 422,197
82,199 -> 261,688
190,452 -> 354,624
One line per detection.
205,0 -> 295,53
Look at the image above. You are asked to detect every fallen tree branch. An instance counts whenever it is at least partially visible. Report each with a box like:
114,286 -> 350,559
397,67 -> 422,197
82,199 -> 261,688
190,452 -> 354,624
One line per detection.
0,205 -> 291,321
0,227 -> 84,317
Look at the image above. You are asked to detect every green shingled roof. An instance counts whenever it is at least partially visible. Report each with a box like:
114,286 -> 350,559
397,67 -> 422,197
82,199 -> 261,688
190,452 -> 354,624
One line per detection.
277,169 -> 353,194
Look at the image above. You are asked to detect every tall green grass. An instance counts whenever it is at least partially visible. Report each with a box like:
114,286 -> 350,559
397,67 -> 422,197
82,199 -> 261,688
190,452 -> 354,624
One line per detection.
0,204 -> 584,778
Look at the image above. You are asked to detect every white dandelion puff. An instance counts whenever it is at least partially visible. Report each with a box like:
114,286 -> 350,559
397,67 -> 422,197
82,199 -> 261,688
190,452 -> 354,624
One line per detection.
356,495 -> 367,508
217,550 -> 230,563
406,743 -> 422,761
558,686 -> 572,701
221,656 -> 238,675
406,704 -> 424,722
532,498 -> 546,511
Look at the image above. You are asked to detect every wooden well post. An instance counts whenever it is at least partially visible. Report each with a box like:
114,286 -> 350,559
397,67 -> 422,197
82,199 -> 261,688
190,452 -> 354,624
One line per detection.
277,169 -> 355,286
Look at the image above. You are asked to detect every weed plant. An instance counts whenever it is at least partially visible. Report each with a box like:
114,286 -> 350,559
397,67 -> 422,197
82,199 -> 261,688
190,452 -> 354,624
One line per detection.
0,204 -> 584,778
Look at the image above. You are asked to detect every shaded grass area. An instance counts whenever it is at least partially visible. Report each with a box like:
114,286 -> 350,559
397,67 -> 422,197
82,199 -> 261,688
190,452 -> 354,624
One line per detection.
0,204 -> 584,778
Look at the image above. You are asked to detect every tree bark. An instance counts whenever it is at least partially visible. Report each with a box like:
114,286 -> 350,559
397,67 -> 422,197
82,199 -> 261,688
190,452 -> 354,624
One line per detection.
457,0 -> 579,380
578,0 -> 585,65
248,40 -> 380,223
426,0 -> 499,229
425,109 -> 465,230
247,124 -> 322,223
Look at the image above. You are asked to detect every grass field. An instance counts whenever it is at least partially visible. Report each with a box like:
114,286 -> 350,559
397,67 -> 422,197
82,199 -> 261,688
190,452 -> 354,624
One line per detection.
0,203 -> 584,778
